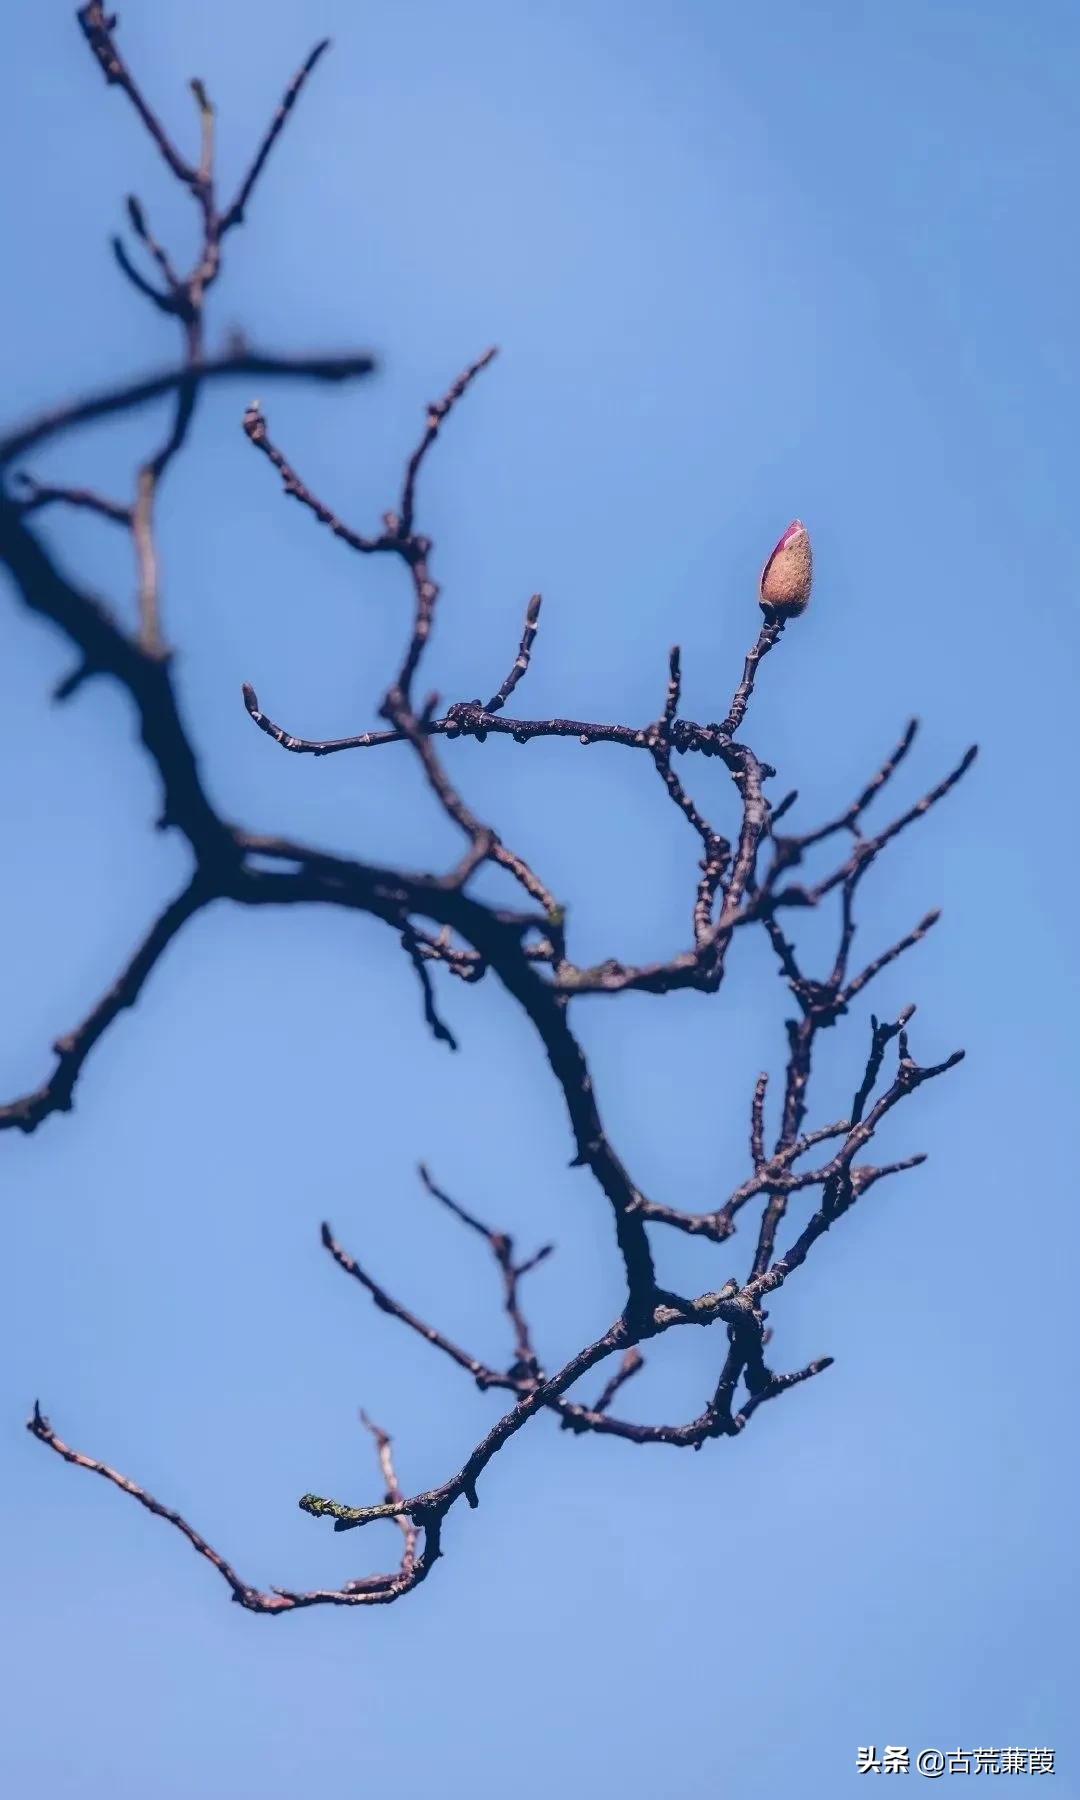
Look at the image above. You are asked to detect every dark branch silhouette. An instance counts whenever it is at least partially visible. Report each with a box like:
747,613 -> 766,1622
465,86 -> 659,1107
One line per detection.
4,5 -> 975,1613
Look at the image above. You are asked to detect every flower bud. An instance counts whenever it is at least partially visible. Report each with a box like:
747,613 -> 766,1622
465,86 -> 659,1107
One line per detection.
759,519 -> 812,616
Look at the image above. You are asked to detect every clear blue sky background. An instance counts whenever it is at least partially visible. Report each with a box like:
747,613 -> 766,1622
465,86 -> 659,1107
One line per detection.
2,2 -> 1077,1795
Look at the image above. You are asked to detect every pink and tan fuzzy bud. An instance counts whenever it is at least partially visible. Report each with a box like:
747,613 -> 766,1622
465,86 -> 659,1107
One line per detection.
759,519 -> 812,616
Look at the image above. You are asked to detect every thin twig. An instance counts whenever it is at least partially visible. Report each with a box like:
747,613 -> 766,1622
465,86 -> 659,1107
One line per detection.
221,40 -> 332,232
486,593 -> 543,712
10,474 -> 132,526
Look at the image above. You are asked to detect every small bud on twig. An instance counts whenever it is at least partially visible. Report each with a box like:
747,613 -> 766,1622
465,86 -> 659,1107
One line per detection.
759,519 -> 812,616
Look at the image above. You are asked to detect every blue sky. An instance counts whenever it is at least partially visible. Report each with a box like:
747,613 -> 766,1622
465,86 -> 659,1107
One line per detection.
1,2 -> 1078,1795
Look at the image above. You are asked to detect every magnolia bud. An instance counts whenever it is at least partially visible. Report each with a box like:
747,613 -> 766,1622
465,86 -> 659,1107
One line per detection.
759,519 -> 812,616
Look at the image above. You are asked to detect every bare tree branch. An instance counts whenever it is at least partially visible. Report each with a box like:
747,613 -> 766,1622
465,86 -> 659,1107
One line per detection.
6,4 -> 975,1616
28,1401 -> 435,1611
220,39 -> 332,233
0,352 -> 375,468
10,473 -> 132,526
0,878 -> 212,1135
